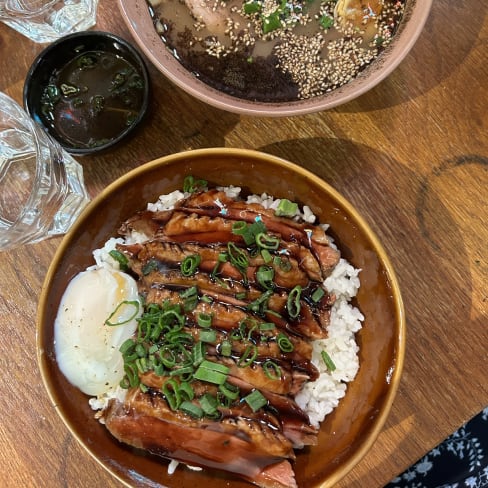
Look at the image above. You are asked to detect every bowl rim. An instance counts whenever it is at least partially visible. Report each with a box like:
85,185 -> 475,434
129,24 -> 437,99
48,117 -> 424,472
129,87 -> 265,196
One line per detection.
23,30 -> 150,155
117,0 -> 432,116
36,147 -> 406,487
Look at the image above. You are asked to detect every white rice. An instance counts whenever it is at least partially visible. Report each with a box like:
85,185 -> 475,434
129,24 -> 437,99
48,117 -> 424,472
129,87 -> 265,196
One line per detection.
91,186 -> 363,429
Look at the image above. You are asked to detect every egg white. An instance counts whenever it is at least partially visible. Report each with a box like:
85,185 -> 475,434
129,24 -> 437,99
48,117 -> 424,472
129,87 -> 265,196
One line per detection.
54,267 -> 141,396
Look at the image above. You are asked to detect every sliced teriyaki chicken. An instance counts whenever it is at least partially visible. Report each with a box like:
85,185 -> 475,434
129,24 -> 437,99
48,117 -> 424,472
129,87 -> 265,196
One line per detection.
104,388 -> 299,488
100,184 -> 343,486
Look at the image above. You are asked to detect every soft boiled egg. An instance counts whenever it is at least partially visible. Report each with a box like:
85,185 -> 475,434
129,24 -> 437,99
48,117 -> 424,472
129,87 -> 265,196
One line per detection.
54,267 -> 142,397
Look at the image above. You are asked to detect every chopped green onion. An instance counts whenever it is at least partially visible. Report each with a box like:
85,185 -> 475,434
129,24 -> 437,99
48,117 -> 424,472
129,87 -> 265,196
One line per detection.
219,381 -> 240,400
194,360 -> 229,384
235,291 -> 247,300
198,360 -> 230,373
179,381 -> 195,401
211,252 -> 228,278
277,332 -> 294,353
262,11 -> 281,33
200,329 -> 217,343
120,338 -> 135,354
237,344 -> 258,367
163,379 -> 184,410
108,249 -> 129,271
255,232 -> 280,250
135,343 -> 146,357
180,400 -> 203,418
220,339 -> 232,357
244,0 -> 261,14
159,346 -> 177,368
319,14 -> 334,30
197,312 -> 213,328
231,221 -> 248,235
105,300 -> 140,326
244,389 -> 268,412
247,289 -> 273,315
261,248 -> 273,263
142,259 -> 158,275
181,254 -> 201,276
183,175 -> 207,193
200,393 -> 219,416
227,242 -> 249,270
169,365 -> 194,379
154,363 -> 166,376
321,350 -> 336,371
311,286 -> 326,303
275,198 -> 298,217
263,360 -> 282,380
256,265 -> 275,290
287,285 -> 302,319
192,340 -> 206,366
273,255 -> 292,272
123,363 -> 140,388
259,322 -> 275,331
179,286 -> 198,311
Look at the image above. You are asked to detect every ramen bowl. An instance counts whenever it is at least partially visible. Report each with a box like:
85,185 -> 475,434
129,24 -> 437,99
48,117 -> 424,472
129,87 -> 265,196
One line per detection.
37,148 -> 405,487
118,0 -> 431,116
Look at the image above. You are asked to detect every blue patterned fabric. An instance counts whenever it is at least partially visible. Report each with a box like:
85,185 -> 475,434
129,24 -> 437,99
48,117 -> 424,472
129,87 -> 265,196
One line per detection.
385,407 -> 488,488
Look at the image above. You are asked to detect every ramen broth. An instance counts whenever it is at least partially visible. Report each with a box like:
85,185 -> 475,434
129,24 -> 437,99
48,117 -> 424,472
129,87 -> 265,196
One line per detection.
147,0 -> 406,102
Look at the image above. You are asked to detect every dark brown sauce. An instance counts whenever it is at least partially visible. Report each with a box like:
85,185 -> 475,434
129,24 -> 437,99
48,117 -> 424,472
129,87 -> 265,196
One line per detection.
40,50 -> 145,149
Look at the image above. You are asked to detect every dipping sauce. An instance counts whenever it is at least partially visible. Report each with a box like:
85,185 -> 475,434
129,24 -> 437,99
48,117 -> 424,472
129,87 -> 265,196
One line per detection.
147,0 -> 405,102
40,50 -> 146,150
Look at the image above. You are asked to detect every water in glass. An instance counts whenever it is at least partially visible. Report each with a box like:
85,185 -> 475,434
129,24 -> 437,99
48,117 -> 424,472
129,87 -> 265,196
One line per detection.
0,92 -> 89,251
0,0 -> 98,43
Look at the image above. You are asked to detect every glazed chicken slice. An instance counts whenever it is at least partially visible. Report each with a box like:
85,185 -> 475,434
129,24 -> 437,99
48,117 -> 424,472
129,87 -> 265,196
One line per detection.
104,388 -> 298,488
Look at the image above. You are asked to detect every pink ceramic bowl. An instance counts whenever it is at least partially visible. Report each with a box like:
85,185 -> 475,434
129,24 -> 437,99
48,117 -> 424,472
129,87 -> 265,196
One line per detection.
118,0 -> 432,116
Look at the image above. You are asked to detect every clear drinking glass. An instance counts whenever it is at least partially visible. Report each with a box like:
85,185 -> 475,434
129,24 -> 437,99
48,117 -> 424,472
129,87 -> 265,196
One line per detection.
0,0 -> 98,43
0,92 -> 90,251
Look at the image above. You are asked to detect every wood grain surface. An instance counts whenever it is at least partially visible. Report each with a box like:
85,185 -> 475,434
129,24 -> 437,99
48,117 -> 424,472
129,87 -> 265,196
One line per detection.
0,1 -> 486,487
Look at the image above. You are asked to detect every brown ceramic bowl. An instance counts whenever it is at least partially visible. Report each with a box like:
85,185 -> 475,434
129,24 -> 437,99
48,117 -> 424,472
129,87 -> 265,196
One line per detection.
37,148 -> 405,487
117,0 -> 431,116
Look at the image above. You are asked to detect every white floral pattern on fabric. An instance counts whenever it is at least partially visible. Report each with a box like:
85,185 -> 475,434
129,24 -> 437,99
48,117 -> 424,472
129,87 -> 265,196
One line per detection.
386,407 -> 488,488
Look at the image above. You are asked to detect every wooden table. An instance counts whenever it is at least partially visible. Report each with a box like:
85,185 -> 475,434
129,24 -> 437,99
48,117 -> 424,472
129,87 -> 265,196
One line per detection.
0,1 -> 486,487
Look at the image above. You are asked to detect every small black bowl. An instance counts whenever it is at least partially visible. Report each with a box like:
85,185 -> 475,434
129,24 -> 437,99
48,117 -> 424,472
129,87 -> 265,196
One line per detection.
24,31 -> 150,155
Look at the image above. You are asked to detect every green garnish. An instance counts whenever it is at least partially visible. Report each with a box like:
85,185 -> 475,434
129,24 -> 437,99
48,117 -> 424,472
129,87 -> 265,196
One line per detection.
197,312 -> 213,328
276,332 -> 294,353
180,254 -> 201,276
108,249 -> 129,271
255,232 -> 280,250
237,344 -> 258,367
180,400 -> 203,419
275,198 -> 298,217
193,360 -> 230,385
287,285 -> 302,319
141,259 -> 158,275
321,350 -> 336,371
262,11 -> 282,33
311,286 -> 326,303
200,329 -> 217,343
256,265 -> 275,290
263,360 -> 282,380
243,0 -> 262,14
105,300 -> 140,326
319,14 -> 334,30
183,175 -> 207,193
244,389 -> 268,412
